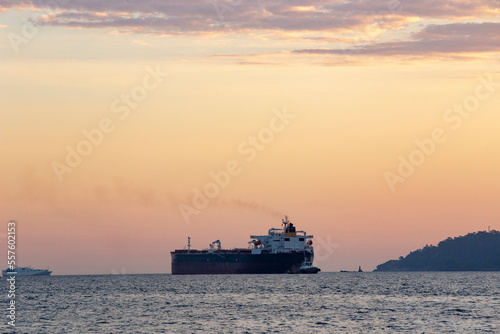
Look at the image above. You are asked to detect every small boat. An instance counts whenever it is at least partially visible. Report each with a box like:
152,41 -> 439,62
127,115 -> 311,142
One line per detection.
340,266 -> 363,273
288,260 -> 321,274
2,267 -> 52,277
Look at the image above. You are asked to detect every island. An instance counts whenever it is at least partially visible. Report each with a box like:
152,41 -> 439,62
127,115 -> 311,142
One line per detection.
375,230 -> 500,271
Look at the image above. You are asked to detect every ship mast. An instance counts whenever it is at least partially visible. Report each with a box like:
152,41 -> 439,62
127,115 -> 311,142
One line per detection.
282,215 -> 289,232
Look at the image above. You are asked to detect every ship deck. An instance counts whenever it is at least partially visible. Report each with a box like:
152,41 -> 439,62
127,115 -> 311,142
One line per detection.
171,248 -> 253,254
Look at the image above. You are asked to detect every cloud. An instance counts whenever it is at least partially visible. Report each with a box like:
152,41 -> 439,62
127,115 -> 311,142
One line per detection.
0,0 -> 44,12
293,22 -> 500,57
1,0 -> 499,62
3,0 -> 493,35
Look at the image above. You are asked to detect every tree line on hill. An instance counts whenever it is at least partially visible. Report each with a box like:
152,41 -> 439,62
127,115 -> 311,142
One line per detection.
375,230 -> 500,271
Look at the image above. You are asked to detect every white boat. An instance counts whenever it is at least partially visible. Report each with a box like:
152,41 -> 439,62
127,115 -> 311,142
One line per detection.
2,267 -> 52,276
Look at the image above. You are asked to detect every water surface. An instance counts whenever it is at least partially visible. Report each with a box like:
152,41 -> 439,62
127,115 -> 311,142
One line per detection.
6,272 -> 500,333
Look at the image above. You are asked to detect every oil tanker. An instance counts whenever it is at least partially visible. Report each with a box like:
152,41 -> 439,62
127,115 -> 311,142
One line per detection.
171,216 -> 317,275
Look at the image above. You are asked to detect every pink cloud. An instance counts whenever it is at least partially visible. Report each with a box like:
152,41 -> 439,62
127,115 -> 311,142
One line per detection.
0,0 -> 493,34
2,0 -> 499,61
293,22 -> 500,56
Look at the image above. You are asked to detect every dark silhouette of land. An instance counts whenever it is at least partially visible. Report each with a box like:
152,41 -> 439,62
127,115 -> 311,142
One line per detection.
375,230 -> 500,271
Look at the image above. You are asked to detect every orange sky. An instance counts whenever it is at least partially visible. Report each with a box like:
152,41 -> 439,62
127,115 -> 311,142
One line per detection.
1,2 -> 499,274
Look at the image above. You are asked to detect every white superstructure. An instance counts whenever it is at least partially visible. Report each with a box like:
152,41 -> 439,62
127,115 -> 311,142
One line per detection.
249,216 -> 314,255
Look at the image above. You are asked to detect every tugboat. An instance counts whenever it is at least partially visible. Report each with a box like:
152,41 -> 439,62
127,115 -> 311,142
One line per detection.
288,260 -> 321,274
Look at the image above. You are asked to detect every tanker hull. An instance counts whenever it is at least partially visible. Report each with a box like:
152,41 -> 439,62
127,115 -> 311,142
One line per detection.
171,250 -> 313,275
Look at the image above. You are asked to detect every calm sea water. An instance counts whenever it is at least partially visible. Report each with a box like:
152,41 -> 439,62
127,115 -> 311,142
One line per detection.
4,272 -> 499,333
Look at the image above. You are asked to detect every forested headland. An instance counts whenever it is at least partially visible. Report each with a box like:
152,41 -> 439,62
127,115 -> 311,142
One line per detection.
375,230 -> 500,271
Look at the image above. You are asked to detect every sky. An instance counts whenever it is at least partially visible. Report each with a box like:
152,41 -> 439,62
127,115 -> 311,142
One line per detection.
1,0 -> 499,274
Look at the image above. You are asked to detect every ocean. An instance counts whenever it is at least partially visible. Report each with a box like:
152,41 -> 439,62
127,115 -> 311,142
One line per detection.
5,272 -> 499,333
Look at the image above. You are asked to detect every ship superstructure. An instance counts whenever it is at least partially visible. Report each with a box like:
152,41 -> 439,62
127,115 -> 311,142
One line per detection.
171,216 -> 317,275
248,216 -> 313,255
